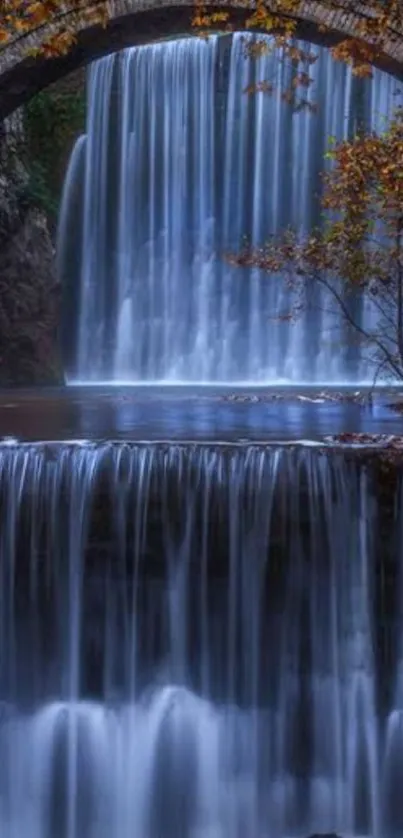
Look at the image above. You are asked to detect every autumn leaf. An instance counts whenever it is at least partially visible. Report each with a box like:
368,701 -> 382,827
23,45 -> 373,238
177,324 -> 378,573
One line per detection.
191,0 -> 401,103
0,0 -> 398,71
0,0 -> 111,58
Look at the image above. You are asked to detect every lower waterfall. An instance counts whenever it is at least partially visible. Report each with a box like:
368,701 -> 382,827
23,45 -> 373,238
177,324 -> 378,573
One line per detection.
58,33 -> 400,385
0,442 -> 402,837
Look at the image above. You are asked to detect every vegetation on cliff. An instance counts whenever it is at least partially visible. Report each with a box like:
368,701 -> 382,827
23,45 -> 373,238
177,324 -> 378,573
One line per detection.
0,77 -> 85,386
0,78 -> 85,233
0,126 -> 62,385
24,83 -> 85,228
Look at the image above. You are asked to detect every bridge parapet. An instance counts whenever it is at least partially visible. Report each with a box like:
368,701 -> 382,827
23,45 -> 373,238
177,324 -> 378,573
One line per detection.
1,0 -> 403,119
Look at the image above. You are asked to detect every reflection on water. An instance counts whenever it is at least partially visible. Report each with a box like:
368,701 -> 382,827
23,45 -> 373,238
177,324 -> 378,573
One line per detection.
0,386 -> 401,442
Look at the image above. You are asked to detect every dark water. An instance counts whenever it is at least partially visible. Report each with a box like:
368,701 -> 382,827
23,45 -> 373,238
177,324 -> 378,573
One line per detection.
0,386 -> 402,442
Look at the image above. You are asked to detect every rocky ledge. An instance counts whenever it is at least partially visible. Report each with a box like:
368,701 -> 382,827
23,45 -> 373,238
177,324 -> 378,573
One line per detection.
0,166 -> 63,385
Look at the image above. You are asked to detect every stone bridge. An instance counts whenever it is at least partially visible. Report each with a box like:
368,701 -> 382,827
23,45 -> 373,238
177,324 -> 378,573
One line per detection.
1,0 -> 403,119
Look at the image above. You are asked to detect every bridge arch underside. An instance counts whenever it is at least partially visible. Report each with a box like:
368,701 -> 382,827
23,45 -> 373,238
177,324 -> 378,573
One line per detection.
2,3 -> 403,119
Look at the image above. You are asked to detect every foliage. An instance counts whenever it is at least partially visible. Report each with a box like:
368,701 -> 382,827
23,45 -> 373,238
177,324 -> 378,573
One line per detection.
227,107 -> 403,382
0,0 -> 109,56
0,84 -> 85,225
24,87 -> 85,221
0,0 -> 401,74
22,158 -> 58,217
193,0 -> 403,109
0,123 -> 62,385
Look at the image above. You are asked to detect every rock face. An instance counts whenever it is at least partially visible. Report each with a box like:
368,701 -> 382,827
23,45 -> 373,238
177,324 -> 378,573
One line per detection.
0,165 -> 62,386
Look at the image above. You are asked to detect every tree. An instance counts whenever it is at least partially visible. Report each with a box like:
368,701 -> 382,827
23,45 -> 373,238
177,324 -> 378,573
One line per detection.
193,0 -> 403,105
227,107 -> 403,382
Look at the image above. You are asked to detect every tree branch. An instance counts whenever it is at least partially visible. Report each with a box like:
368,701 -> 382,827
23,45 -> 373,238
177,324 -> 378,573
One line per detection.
308,270 -> 403,379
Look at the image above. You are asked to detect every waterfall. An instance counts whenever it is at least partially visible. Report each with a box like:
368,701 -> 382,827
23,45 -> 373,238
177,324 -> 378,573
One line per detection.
58,33 -> 401,385
0,440 -> 401,837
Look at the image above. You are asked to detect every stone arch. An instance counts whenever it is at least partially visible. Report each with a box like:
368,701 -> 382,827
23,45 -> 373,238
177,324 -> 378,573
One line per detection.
1,0 -> 403,119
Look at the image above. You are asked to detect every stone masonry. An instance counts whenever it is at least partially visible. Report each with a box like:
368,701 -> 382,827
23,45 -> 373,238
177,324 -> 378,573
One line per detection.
0,0 -> 403,119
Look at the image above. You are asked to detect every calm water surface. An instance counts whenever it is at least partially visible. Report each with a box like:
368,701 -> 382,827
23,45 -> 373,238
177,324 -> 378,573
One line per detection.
0,385 -> 402,442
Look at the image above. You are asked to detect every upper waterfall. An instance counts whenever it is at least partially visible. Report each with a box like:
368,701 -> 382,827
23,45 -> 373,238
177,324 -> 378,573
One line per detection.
58,33 -> 399,385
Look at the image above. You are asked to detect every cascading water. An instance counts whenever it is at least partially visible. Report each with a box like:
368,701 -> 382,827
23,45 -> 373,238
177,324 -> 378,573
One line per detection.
0,441 -> 401,837
58,33 -> 401,385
